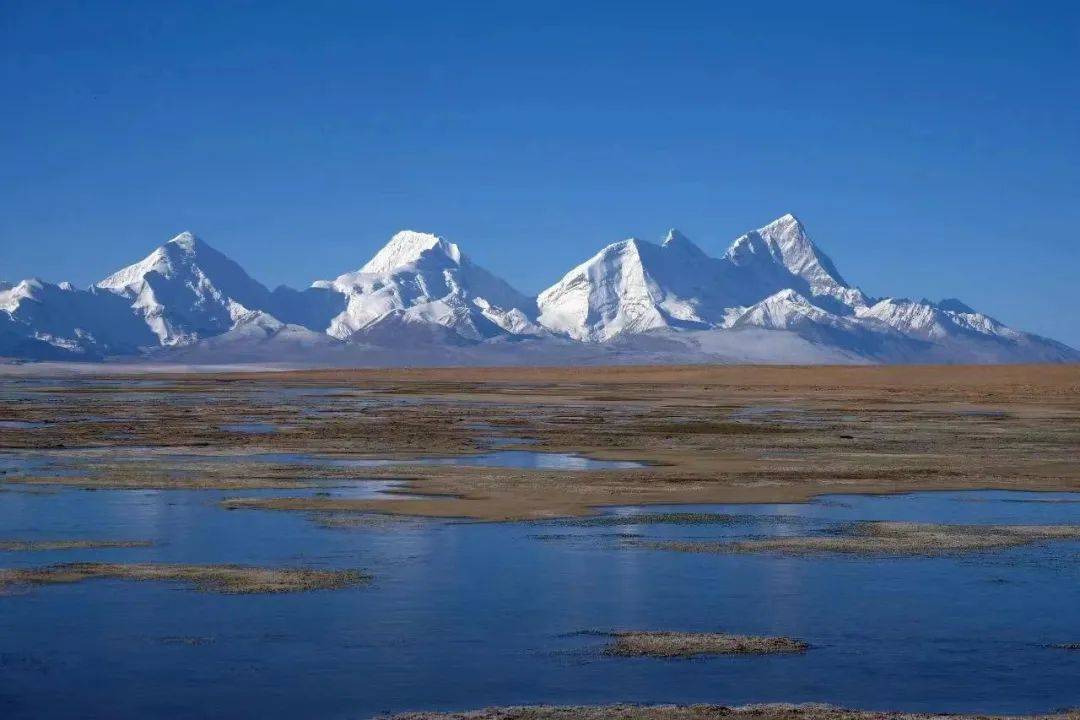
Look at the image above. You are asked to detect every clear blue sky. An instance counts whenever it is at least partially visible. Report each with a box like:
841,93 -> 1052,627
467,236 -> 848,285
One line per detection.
2,1 -> 1078,346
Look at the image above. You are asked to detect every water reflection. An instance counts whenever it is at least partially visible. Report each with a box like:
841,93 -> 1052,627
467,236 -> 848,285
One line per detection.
0,489 -> 1076,719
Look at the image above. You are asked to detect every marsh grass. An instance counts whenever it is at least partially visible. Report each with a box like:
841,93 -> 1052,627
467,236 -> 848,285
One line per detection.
634,422 -> 800,435
605,631 -> 808,658
640,522 -> 1080,557
0,563 -> 369,594
0,539 -> 152,552
386,703 -> 1080,720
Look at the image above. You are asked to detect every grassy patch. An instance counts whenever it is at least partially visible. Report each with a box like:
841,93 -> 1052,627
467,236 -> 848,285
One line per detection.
640,522 -> 1080,557
385,703 -> 1080,720
634,422 -> 799,435
0,563 -> 369,594
605,631 -> 808,657
0,539 -> 152,552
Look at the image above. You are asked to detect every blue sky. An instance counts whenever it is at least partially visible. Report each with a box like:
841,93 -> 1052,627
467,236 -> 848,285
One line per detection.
2,1 -> 1078,346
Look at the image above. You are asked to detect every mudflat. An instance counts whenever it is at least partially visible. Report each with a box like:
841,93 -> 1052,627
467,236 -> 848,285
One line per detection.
2,364 -> 1078,520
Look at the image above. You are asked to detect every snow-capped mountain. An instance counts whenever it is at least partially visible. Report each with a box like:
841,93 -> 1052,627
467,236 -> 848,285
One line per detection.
0,278 -> 157,359
314,230 -> 540,342
95,231 -> 275,346
723,214 -> 869,310
535,215 -> 871,343
1,217 -> 1076,365
536,230 -> 731,341
535,214 -> 1075,363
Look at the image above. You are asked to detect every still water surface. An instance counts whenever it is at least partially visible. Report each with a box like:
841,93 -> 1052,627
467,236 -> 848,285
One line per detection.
0,484 -> 1078,719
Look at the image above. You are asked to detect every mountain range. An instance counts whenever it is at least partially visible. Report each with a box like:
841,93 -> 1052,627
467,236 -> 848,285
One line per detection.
2,214 -> 1076,365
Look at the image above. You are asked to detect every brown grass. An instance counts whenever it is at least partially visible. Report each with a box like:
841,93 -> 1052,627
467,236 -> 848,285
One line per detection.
384,702 -> 1080,720
2,364 -> 1078,519
0,539 -> 153,552
641,522 -> 1080,557
0,562 -> 369,594
632,422 -> 800,435
606,631 -> 808,657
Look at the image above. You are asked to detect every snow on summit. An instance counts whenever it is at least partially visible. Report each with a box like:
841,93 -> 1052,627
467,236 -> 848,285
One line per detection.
317,230 -> 538,342
537,235 -> 722,342
357,231 -> 462,275
96,231 -> 273,346
1,215 -> 1076,364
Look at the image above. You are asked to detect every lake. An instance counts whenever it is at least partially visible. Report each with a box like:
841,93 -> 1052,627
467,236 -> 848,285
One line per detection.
1,482 -> 1077,719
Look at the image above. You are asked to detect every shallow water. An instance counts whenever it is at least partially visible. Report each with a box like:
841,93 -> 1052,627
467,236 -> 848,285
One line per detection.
331,449 -> 644,470
0,421 -> 47,429
0,487 -> 1078,718
144,449 -> 645,471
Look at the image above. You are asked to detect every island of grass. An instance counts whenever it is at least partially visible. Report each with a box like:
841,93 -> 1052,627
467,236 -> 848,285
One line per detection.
385,703 -> 1080,720
605,631 -> 808,657
0,562 -> 369,594
0,539 -> 153,552
641,522 -> 1080,557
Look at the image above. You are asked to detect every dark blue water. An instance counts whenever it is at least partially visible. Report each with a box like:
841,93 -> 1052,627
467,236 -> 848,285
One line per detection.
0,487 -> 1078,719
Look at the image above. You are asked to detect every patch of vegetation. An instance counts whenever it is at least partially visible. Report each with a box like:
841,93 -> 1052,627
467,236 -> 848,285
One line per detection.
0,539 -> 152,552
639,522 -> 1080,557
605,631 -> 808,657
385,703 -> 1080,720
0,563 -> 369,594
635,422 -> 800,435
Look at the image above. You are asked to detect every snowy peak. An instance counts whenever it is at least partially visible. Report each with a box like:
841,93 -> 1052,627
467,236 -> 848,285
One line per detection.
0,278 -> 44,311
95,231 -> 272,346
661,228 -> 704,255
97,231 -> 197,292
734,288 -> 840,331
537,237 -> 656,342
319,230 -> 537,343
359,230 -> 462,275
728,214 -> 849,293
855,297 -> 1017,342
537,231 -> 727,342
3,216 -> 1077,364
97,232 -> 258,295
759,213 -> 849,289
0,277 -> 157,358
167,230 -> 199,251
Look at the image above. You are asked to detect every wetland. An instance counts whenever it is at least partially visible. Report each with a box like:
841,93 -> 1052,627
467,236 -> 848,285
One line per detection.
0,364 -> 1078,719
